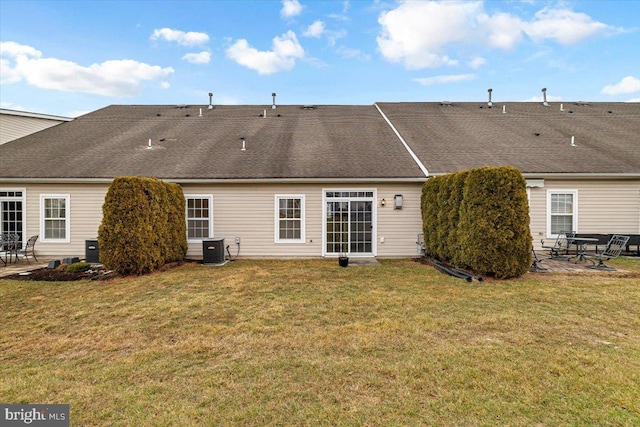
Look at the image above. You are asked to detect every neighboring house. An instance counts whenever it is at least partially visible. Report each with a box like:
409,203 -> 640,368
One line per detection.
0,100 -> 638,259
376,101 -> 640,246
0,109 -> 72,145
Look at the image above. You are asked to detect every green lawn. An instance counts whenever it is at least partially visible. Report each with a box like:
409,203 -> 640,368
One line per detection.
1,258 -> 639,426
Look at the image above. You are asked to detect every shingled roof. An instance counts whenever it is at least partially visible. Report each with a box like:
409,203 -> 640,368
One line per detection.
376,101 -> 640,176
0,104 -> 426,181
2,101 -> 638,181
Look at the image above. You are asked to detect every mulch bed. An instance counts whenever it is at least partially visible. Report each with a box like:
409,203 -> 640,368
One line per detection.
4,265 -> 118,282
3,260 -> 194,282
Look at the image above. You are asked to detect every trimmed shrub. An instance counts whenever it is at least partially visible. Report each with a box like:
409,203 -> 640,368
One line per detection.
67,262 -> 92,274
457,167 -> 532,278
98,176 -> 187,275
421,175 -> 442,258
421,166 -> 532,279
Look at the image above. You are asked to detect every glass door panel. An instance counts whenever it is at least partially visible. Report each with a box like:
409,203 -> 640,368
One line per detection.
325,195 -> 373,255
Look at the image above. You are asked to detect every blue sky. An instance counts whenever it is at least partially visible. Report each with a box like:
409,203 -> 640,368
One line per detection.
1,0 -> 639,117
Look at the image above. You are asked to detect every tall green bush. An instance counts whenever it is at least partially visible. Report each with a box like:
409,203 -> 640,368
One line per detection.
457,167 -> 532,278
98,176 -> 187,275
421,175 -> 442,259
421,166 -> 532,279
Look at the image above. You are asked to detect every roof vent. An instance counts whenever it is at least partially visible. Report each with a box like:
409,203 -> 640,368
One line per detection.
240,137 -> 246,151
541,88 -> 549,106
272,92 -> 277,110
208,92 -> 214,110
487,88 -> 493,107
576,101 -> 590,106
303,105 -> 315,110
177,104 -> 188,109
440,101 -> 452,106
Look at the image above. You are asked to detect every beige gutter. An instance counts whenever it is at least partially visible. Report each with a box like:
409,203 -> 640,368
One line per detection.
0,177 -> 428,185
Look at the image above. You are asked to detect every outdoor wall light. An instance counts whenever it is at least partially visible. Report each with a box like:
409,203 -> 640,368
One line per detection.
381,198 -> 386,207
394,194 -> 403,210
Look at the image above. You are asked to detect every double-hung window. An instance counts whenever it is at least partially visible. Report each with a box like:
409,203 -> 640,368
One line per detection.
41,194 -> 70,242
547,190 -> 577,236
185,195 -> 213,241
275,195 -> 304,243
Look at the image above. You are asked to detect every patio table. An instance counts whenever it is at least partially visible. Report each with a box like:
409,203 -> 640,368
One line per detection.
568,237 -> 600,263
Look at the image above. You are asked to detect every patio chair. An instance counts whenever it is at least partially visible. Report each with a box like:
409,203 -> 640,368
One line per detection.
16,235 -> 39,264
1,234 -> 21,264
530,247 -> 548,272
540,230 -> 575,259
584,234 -> 630,271
0,234 -> 10,266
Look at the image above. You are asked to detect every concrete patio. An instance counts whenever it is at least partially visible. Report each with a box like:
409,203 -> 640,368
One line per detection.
0,257 -> 55,278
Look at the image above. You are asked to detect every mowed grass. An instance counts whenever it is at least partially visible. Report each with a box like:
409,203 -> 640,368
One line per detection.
1,258 -> 639,426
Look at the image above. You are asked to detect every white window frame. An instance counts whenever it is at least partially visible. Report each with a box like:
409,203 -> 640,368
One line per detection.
547,189 -> 578,238
322,188 -> 377,257
275,194 -> 305,244
185,194 -> 214,242
40,194 -> 70,243
0,188 -> 27,237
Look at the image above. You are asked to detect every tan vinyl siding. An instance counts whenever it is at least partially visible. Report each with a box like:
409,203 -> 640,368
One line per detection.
22,184 -> 108,256
529,179 -> 640,249
15,182 -> 424,259
183,183 -> 423,258
11,179 -> 638,258
375,184 -> 423,257
0,114 -> 66,145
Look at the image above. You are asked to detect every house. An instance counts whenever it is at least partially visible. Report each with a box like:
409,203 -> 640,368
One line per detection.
0,109 -> 72,145
0,100 -> 638,260
0,103 -> 426,259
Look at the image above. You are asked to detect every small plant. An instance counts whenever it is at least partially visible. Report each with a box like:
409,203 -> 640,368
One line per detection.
66,262 -> 92,274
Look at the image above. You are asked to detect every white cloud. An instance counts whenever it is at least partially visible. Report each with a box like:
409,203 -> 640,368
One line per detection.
304,21 -> 325,38
326,29 -> 347,47
281,0 -> 303,18
478,12 -> 524,50
469,57 -> 486,69
182,51 -> 211,64
377,1 -> 477,69
336,46 -> 370,61
0,100 -> 26,111
1,42 -> 174,97
413,74 -> 476,86
150,28 -> 209,47
522,94 -> 563,103
328,1 -> 350,21
377,2 -> 615,70
160,81 -> 170,89
226,30 -> 304,75
524,8 -> 610,45
625,98 -> 640,103
0,41 -> 42,58
601,76 -> 640,95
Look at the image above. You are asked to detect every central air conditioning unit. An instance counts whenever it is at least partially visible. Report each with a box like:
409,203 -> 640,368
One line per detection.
202,238 -> 225,265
